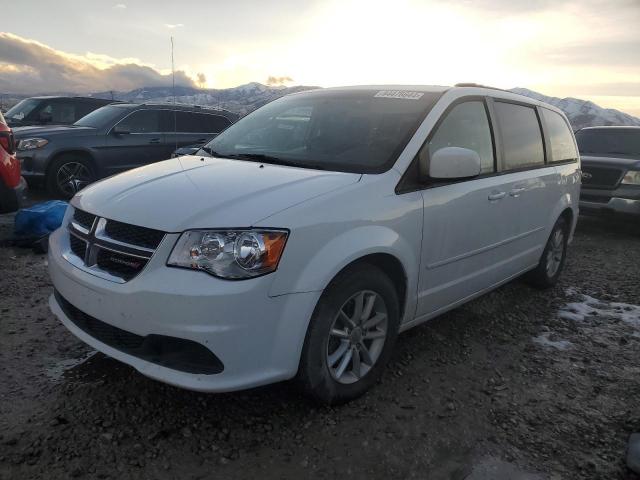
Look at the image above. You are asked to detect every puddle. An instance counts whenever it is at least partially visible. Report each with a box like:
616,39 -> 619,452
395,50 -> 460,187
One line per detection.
46,350 -> 97,382
532,332 -> 572,350
465,456 -> 544,480
559,292 -> 640,329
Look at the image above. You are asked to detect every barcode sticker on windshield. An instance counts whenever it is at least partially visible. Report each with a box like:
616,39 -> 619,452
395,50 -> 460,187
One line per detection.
374,90 -> 424,100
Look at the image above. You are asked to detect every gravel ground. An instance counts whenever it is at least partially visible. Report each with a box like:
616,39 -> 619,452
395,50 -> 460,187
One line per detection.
1,210 -> 639,480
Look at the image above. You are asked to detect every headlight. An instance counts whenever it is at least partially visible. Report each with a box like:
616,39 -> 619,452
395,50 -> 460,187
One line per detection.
17,138 -> 48,151
622,170 -> 640,185
167,229 -> 288,279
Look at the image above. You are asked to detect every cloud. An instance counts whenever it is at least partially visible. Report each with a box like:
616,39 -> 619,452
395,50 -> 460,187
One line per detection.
0,32 -> 196,94
266,75 -> 293,86
165,23 -> 184,29
113,3 -> 126,9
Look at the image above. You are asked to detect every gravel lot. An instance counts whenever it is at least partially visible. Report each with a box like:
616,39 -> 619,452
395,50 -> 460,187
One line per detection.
1,208 -> 639,480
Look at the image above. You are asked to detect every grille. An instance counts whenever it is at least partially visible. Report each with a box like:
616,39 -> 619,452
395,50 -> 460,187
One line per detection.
96,248 -> 148,281
54,290 -> 224,374
104,219 -> 165,250
73,209 -> 97,230
65,208 -> 165,282
582,166 -> 623,189
69,234 -> 87,259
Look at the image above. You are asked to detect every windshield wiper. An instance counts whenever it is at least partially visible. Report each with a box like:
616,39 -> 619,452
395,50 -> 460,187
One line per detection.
197,149 -> 326,170
219,153 -> 326,170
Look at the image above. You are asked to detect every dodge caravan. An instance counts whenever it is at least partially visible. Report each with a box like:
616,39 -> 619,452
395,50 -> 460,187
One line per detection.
48,85 -> 581,404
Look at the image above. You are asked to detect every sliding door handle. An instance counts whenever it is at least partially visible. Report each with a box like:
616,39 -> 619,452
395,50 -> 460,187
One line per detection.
488,191 -> 506,201
149,138 -> 161,144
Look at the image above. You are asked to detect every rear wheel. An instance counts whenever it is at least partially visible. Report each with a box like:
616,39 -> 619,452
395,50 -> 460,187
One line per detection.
297,264 -> 400,405
46,155 -> 95,199
526,216 -> 569,289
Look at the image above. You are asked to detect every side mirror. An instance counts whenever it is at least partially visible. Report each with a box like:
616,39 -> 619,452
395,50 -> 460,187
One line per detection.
112,125 -> 131,135
428,147 -> 481,180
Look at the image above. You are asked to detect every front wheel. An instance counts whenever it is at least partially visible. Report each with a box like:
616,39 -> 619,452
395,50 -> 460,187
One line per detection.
526,216 -> 569,289
46,155 -> 95,199
296,264 -> 400,405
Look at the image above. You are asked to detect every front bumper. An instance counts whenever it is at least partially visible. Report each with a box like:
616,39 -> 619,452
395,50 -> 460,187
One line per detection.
48,227 -> 321,392
580,186 -> 640,217
17,149 -> 49,182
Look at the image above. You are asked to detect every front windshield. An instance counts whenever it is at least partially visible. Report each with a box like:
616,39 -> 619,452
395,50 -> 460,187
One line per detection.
576,129 -> 640,156
74,105 -> 128,128
5,99 -> 40,121
201,90 -> 441,173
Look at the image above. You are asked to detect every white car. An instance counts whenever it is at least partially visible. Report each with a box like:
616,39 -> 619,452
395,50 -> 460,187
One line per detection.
48,84 -> 581,404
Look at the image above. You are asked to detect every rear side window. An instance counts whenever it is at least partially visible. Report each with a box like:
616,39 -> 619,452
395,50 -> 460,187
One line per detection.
495,102 -> 545,170
39,101 -> 77,124
171,112 -> 232,133
541,108 -> 577,162
117,110 -> 160,133
201,114 -> 231,133
76,101 -> 103,120
426,101 -> 495,174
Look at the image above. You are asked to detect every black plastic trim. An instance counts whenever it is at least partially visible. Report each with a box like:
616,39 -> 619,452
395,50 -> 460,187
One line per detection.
55,290 -> 224,375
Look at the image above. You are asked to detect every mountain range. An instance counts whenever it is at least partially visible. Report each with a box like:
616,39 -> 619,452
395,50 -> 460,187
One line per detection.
2,83 -> 639,130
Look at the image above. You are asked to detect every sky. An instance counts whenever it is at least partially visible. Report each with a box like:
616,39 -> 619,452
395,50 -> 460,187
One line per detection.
2,0 -> 640,116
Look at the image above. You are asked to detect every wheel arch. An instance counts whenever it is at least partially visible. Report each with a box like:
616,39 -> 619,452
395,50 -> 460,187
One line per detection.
327,253 -> 408,321
269,225 -> 420,324
547,193 -> 578,241
45,149 -> 97,179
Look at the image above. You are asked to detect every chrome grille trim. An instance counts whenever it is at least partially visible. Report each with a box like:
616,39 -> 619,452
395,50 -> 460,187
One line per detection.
94,218 -> 156,254
63,209 -> 165,283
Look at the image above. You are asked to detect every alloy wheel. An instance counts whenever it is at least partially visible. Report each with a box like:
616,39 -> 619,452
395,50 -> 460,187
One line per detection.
56,162 -> 92,197
546,228 -> 565,278
326,290 -> 388,384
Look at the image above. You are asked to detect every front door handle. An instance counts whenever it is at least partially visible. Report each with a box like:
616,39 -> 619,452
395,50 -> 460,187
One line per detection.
488,191 -> 506,201
510,187 -> 526,197
149,138 -> 161,144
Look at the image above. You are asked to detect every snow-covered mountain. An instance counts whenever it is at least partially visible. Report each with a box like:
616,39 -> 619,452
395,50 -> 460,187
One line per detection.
509,88 -> 640,130
3,83 -> 639,130
92,82 -> 319,116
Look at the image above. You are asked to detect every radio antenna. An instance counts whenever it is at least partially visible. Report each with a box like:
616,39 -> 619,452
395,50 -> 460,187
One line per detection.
171,36 -> 178,152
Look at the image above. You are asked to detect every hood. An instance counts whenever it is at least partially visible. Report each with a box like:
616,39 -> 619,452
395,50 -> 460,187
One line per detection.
581,155 -> 640,170
72,155 -> 361,231
12,125 -> 96,139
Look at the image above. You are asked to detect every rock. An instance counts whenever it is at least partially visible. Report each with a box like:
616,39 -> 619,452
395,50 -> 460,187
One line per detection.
627,433 -> 640,473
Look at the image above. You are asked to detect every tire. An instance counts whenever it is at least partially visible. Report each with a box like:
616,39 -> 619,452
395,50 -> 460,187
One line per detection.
525,216 -> 569,289
297,263 -> 400,405
46,155 -> 96,199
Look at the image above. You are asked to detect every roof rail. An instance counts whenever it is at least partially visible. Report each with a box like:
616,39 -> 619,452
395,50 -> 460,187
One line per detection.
454,83 -> 507,92
138,102 -> 237,115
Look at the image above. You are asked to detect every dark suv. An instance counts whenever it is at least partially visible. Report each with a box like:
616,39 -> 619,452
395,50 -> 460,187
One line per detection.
15,103 -> 238,197
577,126 -> 640,217
4,96 -> 116,128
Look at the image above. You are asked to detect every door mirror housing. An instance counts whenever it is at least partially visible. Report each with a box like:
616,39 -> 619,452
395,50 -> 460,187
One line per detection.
427,147 -> 481,180
112,125 -> 131,135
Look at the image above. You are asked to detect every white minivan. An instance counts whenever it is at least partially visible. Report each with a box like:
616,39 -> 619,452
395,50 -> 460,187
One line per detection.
48,85 -> 581,404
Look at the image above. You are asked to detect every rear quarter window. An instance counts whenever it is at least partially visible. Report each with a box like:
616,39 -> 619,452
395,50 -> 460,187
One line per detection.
495,102 -> 545,171
541,108 -> 577,162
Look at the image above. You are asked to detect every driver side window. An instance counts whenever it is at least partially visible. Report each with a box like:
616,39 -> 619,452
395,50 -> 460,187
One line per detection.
421,101 -> 495,176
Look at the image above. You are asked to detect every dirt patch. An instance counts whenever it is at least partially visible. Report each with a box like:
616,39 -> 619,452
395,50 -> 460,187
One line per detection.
1,213 -> 639,479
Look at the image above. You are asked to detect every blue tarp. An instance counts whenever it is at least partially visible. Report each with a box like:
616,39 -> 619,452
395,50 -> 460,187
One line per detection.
14,200 -> 69,238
